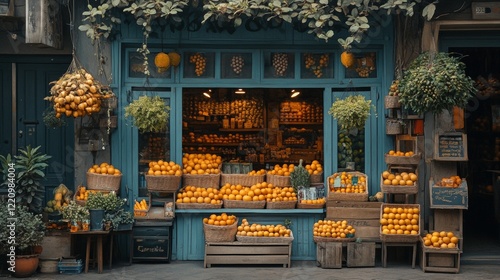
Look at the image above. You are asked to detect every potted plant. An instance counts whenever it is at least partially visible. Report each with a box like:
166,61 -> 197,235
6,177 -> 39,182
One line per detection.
0,203 -> 45,277
124,95 -> 170,133
61,201 -> 90,232
86,191 -> 126,231
398,52 -> 477,115
104,208 -> 134,231
0,145 -> 51,214
328,95 -> 375,131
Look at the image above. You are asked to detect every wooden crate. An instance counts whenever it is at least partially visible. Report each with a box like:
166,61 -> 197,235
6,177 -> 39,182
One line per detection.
204,241 -> 292,268
430,179 -> 468,209
326,201 -> 382,242
429,209 -> 464,253
316,242 -> 343,269
327,172 -> 369,202
346,242 -> 376,267
420,237 -> 460,273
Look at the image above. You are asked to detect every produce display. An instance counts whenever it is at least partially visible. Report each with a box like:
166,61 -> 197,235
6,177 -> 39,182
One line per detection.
267,164 -> 295,176
266,186 -> 298,202
328,172 -> 367,194
230,55 -> 244,75
74,187 -> 107,201
279,101 -> 323,123
87,162 -> 121,175
380,206 -> 420,235
219,183 -> 269,201
337,130 -> 365,170
140,134 -> 167,161
183,132 -> 262,144
381,170 -> 418,186
305,160 -> 323,175
189,53 -> 207,76
203,213 -> 237,226
237,219 -> 291,237
304,53 -> 329,78
387,150 -> 415,157
134,199 -> 149,216
422,231 -> 459,249
182,153 -> 222,175
44,184 -> 72,213
46,68 -> 111,118
176,186 -> 222,204
247,169 -> 266,176
434,176 -> 463,188
388,80 -> 400,96
299,197 -> 326,205
272,53 -> 289,77
313,219 -> 356,239
147,160 -> 182,176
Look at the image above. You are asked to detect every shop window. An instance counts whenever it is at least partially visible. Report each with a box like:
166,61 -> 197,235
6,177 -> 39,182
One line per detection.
263,52 -> 295,79
183,52 -> 216,78
221,52 -> 253,79
337,126 -> 365,172
129,52 -> 172,79
344,52 -> 377,79
300,53 -> 334,79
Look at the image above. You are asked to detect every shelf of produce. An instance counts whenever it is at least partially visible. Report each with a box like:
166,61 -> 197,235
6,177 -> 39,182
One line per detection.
280,122 -> 322,125
183,143 -> 241,147
219,128 -> 265,132
175,208 -> 324,261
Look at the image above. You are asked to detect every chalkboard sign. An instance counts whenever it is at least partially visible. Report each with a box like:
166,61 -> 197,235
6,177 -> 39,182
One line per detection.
430,179 -> 468,209
434,132 -> 468,161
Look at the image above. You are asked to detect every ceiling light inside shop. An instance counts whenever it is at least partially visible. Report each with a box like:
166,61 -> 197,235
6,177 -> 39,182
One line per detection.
203,89 -> 212,98
235,88 -> 246,94
290,89 -> 301,98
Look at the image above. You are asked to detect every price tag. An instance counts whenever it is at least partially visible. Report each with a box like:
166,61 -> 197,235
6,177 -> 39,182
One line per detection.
352,176 -> 359,186
333,176 -> 341,188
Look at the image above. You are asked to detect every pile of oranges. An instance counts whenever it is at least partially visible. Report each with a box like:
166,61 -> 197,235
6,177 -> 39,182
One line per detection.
182,153 -> 222,175
219,183 -> 270,202
267,164 -> 295,176
305,160 -> 323,175
203,213 -> 237,226
248,169 -> 266,176
435,176 -> 462,188
176,186 -> 222,205
328,172 -> 367,193
88,162 -> 121,176
422,231 -> 459,248
147,160 -> 182,176
313,219 -> 356,239
236,219 -> 291,237
388,150 -> 415,157
266,186 -> 297,202
380,206 -> 420,235
381,170 -> 418,186
300,197 -> 326,205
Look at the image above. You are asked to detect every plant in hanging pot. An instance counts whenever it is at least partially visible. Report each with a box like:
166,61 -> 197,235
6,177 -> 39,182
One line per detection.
0,202 -> 45,277
398,52 -> 477,115
124,95 -> 170,133
328,94 -> 375,131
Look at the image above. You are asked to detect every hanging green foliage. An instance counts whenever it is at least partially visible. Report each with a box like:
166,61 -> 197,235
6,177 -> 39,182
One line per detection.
124,95 -> 170,133
328,95 -> 374,130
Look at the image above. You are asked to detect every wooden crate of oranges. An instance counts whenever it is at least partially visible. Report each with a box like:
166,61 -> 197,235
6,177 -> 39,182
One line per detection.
380,203 -> 420,242
380,167 -> 418,195
327,172 -> 368,201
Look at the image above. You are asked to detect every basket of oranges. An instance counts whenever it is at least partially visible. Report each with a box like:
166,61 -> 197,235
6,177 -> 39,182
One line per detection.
145,160 -> 182,192
327,171 -> 368,201
86,163 -> 122,192
306,160 -> 324,183
182,153 -> 222,189
266,164 -> 295,187
175,186 -> 222,209
203,213 -> 238,242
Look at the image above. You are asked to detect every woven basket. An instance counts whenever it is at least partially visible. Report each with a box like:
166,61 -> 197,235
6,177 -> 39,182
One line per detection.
380,203 -> 420,242
182,173 -> 220,189
310,172 -> 324,183
313,236 -> 356,243
203,220 -> 238,242
145,175 -> 181,192
266,174 -> 291,187
236,231 -> 294,243
266,200 -> 297,209
175,202 -> 222,209
327,172 -> 369,202
297,202 -> 325,209
86,172 -> 121,191
223,199 -> 266,209
220,173 -> 265,187
386,119 -> 403,135
384,153 -> 421,165
384,95 -> 401,109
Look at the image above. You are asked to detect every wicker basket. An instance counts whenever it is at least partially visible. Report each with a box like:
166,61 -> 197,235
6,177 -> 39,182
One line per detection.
386,119 -> 403,135
145,175 -> 181,192
203,220 -> 238,242
182,173 -> 220,189
266,174 -> 291,187
327,172 -> 369,202
236,231 -> 294,243
297,202 -> 325,209
384,153 -> 421,165
313,236 -> 356,243
175,202 -> 222,209
86,172 -> 122,191
310,172 -> 324,184
223,199 -> 266,209
220,173 -> 265,187
380,203 -> 420,242
384,95 -> 401,109
380,176 -> 418,194
266,200 -> 297,209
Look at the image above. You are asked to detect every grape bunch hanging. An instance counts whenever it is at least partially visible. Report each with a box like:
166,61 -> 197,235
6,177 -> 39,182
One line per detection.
230,55 -> 245,75
272,53 -> 288,77
189,53 -> 207,77
304,53 -> 329,78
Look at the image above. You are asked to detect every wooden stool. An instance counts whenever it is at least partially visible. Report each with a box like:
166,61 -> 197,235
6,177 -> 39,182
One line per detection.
71,230 -> 110,274
382,241 -> 417,268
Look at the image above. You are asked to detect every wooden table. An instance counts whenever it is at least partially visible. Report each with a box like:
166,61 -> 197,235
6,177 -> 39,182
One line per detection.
71,230 -> 110,273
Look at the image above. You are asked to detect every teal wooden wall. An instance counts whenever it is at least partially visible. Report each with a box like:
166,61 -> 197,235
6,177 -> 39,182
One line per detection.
110,16 -> 396,261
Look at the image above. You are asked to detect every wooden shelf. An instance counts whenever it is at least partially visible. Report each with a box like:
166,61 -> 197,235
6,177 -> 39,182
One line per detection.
219,128 -> 265,132
280,122 -> 322,125
183,143 -> 244,147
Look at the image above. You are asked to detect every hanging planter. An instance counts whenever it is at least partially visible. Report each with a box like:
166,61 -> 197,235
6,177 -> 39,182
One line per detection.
124,95 -> 170,133
328,95 -> 375,130
385,119 -> 403,135
398,52 -> 477,115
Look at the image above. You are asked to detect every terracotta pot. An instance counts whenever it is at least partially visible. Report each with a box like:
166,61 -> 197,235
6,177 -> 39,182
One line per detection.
13,254 -> 39,278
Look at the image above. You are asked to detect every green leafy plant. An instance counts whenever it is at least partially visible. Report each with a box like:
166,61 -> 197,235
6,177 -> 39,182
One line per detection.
86,191 -> 125,211
328,95 -> 374,130
0,145 -> 51,214
124,95 -> 170,133
42,106 -> 66,128
61,201 -> 89,222
104,208 -> 134,229
290,159 -> 311,191
398,52 -> 477,115
0,203 -> 45,255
